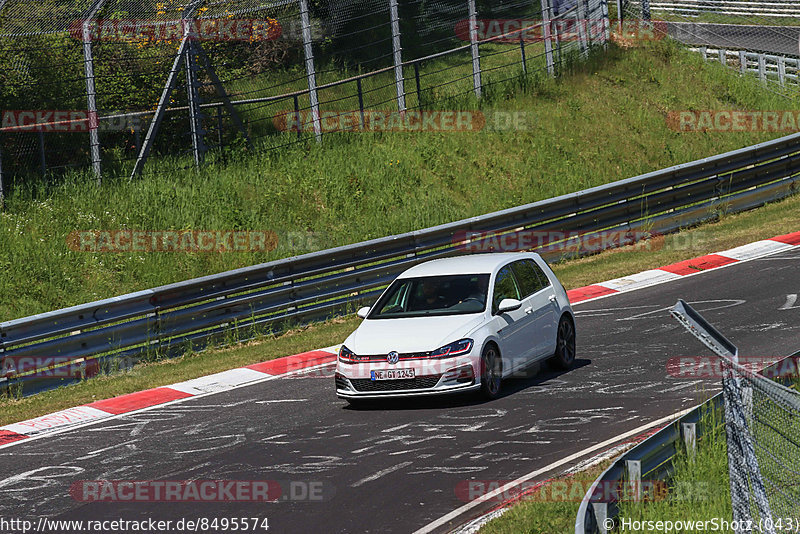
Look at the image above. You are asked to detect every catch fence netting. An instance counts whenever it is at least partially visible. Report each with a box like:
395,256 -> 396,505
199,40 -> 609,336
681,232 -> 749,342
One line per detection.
720,355 -> 800,533
0,0 -> 609,187
618,0 -> 800,95
671,299 -> 800,534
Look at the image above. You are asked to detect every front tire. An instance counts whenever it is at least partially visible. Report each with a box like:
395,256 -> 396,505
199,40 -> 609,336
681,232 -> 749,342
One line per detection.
549,315 -> 576,370
479,344 -> 503,400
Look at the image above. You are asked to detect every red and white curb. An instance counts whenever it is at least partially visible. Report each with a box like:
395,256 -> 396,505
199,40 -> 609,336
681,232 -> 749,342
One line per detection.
0,345 -> 340,449
565,231 -> 800,303
1,230 -> 797,450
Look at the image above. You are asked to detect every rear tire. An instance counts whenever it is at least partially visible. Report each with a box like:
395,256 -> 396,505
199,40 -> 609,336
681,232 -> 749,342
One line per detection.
479,344 -> 503,400
549,315 -> 576,370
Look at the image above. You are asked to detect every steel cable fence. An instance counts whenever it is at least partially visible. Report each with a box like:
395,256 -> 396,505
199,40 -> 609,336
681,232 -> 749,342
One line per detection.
0,0 -> 609,188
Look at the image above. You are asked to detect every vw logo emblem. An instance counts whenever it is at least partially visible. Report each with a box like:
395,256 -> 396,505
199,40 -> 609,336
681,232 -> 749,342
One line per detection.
387,351 -> 399,364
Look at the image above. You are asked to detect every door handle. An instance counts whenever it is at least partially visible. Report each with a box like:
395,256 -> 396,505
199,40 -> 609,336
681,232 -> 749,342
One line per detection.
524,306 -> 533,314
548,295 -> 557,303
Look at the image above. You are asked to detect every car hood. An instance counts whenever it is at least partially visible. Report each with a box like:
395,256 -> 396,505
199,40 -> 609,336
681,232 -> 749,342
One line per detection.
346,314 -> 485,355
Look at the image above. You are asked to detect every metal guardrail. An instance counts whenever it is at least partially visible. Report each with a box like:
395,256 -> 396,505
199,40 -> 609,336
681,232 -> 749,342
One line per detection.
574,349 -> 800,534
692,46 -> 800,88
649,0 -> 800,18
2,131 -> 800,396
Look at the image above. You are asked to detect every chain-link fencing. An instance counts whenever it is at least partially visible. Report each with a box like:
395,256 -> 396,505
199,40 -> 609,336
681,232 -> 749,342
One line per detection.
0,0 -> 610,190
617,0 -> 800,96
671,299 -> 800,534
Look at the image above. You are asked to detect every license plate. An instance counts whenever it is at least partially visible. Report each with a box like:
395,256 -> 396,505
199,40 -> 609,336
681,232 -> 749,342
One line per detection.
370,369 -> 415,381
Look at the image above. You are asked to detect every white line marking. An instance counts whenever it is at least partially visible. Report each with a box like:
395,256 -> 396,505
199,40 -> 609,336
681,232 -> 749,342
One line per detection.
780,294 -> 798,310
352,461 -> 413,487
411,406 -> 695,534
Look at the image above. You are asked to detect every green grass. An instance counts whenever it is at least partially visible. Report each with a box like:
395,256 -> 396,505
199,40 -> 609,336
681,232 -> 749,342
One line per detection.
477,464 -> 609,534
613,411 -> 731,533
1,38 -> 794,323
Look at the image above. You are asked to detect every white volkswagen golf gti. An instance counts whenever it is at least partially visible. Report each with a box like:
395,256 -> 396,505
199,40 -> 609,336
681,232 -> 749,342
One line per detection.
334,252 -> 576,403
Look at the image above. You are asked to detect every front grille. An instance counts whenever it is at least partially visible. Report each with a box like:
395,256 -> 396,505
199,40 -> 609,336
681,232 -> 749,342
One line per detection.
345,352 -> 431,363
350,374 -> 442,392
335,376 -> 349,390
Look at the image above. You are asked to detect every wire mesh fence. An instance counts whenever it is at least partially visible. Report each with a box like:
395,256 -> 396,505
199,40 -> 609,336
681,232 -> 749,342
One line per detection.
671,299 -> 800,534
617,0 -> 800,98
0,0 -> 610,189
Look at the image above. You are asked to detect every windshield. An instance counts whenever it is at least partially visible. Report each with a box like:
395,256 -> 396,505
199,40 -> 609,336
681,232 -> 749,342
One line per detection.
368,274 -> 490,319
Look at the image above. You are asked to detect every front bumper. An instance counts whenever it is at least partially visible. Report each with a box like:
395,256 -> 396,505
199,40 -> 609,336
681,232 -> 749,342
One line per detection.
335,358 -> 480,399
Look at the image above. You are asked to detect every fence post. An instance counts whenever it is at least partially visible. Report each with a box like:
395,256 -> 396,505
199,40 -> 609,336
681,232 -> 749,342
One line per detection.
216,106 -> 223,146
520,32 -> 527,73
601,0 -> 611,44
739,50 -> 747,73
293,94 -> 301,138
0,141 -> 4,209
130,0 -> 203,179
540,0 -> 555,76
185,41 -> 205,167
758,54 -> 766,83
778,56 -> 786,85
467,0 -> 482,98
642,0 -> 650,21
576,0 -> 589,58
718,48 -> 726,65
299,0 -> 321,141
413,62 -> 422,106
38,131 -> 46,176
356,78 -> 365,129
389,0 -> 406,112
82,16 -> 102,184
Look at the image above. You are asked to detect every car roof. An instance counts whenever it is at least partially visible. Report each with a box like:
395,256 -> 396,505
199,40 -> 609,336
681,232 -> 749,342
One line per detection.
397,252 -> 541,278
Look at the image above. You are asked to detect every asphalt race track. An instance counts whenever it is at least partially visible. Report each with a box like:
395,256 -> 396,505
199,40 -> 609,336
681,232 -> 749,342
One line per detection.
1,247 -> 798,533
666,22 -> 800,56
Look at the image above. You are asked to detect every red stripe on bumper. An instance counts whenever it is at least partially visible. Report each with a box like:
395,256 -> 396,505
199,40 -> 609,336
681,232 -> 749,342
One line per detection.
771,231 -> 800,246
86,387 -> 193,415
0,430 -> 29,445
247,350 -> 337,375
658,254 -> 738,276
567,285 -> 619,303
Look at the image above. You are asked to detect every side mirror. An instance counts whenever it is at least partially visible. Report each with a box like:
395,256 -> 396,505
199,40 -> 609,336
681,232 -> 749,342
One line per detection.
497,298 -> 522,314
356,306 -> 371,319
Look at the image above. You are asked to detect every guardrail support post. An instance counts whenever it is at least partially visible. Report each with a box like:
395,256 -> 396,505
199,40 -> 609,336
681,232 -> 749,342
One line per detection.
540,0 -> 555,76
592,502 -> 609,533
389,0 -> 406,112
467,0 -> 482,98
625,459 -> 642,502
682,422 -> 696,460
299,0 -> 321,141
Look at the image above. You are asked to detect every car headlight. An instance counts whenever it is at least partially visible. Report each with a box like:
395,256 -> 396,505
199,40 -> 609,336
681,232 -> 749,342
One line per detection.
339,345 -> 358,363
429,338 -> 473,359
